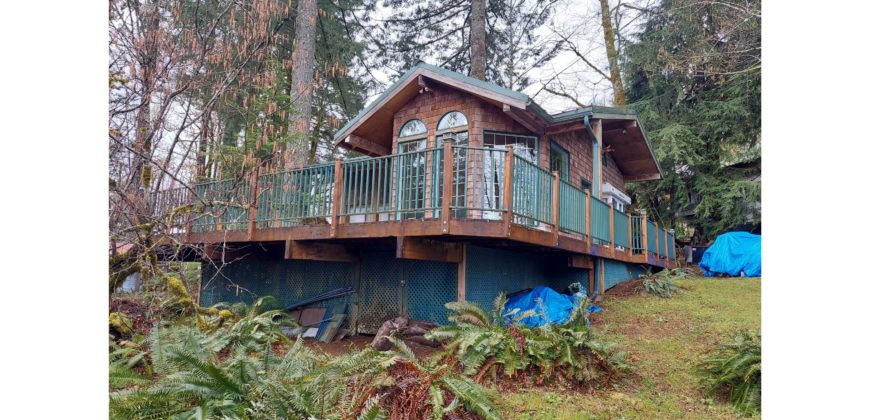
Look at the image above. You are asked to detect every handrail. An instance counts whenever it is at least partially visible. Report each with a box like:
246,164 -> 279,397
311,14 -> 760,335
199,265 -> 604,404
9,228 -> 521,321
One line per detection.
164,146 -> 681,263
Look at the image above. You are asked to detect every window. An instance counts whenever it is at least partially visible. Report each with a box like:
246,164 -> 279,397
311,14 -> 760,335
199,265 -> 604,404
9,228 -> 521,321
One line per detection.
483,131 -> 537,162
437,111 -> 468,131
435,111 -> 469,217
580,178 -> 592,191
399,119 -> 427,138
549,141 -> 570,177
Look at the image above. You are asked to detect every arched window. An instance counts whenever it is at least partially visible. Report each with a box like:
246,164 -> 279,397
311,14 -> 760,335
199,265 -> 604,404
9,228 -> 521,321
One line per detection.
398,119 -> 427,138
437,111 -> 468,131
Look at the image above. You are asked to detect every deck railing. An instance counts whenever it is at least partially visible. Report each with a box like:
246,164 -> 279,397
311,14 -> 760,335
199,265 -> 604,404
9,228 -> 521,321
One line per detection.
511,154 -> 554,226
613,210 -> 629,248
153,144 -> 676,264
256,163 -> 334,228
558,179 -> 586,235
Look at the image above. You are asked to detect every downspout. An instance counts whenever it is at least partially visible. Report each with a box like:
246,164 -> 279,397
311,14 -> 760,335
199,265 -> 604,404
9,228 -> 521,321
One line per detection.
584,115 -> 601,198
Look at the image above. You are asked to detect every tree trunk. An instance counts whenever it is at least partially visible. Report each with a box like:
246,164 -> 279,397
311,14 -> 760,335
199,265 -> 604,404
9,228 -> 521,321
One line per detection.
130,2 -> 160,191
288,0 -> 317,169
469,0 -> 486,80
599,0 -> 626,106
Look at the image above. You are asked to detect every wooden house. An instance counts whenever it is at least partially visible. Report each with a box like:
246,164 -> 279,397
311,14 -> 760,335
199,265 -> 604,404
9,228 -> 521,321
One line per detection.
158,62 -> 676,332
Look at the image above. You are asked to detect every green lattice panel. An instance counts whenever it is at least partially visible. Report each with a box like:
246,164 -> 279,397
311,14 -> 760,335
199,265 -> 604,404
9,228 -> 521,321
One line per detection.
405,259 -> 458,325
357,251 -> 403,334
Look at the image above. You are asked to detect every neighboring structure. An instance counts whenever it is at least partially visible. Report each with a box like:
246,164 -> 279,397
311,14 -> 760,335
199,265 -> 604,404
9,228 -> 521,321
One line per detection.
155,62 -> 677,332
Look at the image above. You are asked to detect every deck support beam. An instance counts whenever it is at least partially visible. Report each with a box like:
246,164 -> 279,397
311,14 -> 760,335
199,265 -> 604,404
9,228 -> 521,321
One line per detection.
285,240 -> 358,262
396,237 -> 463,263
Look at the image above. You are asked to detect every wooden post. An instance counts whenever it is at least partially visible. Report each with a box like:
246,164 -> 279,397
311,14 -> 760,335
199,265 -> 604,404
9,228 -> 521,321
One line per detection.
608,202 -> 615,257
330,159 -> 344,238
441,140 -> 454,234
246,166 -> 259,240
585,189 -> 592,248
642,214 -> 649,260
654,221 -> 660,260
626,212 -> 633,256
457,243 -> 467,301
596,257 -> 605,302
552,171 -> 560,245
502,146 -> 515,235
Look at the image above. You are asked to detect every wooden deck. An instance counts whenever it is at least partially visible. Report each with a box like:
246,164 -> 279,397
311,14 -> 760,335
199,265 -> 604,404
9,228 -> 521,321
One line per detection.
154,143 -> 677,268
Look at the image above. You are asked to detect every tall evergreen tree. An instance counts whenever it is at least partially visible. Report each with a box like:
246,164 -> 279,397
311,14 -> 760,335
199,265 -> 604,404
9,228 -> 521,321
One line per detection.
623,0 -> 761,242
372,0 -> 560,89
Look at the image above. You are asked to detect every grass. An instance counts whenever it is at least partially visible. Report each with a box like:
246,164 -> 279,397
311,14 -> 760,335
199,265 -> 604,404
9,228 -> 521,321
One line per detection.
500,276 -> 761,419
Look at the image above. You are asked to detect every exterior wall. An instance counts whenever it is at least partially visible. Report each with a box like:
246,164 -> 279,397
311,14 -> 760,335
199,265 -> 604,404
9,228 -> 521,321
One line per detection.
391,85 -> 530,153
599,258 -> 648,290
464,245 -> 590,313
200,250 -> 458,333
199,245 -> 649,329
389,83 -> 628,196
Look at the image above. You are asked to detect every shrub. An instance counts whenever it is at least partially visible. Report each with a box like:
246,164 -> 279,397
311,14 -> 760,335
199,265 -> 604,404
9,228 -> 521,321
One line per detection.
427,294 -> 629,388
641,267 -> 691,297
700,331 -> 761,416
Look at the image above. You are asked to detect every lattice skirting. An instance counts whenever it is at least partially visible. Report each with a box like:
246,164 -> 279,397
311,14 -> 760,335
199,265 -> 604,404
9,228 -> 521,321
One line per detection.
199,245 -> 646,332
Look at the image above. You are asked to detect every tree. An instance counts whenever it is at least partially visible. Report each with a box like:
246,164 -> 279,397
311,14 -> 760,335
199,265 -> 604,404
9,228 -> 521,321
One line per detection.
368,0 -> 561,90
470,0 -> 487,79
287,0 -> 318,168
622,0 -> 761,242
598,0 -> 625,105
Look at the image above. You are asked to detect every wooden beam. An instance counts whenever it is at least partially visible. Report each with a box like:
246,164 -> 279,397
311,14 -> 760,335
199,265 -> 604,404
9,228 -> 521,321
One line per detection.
502,146 -> 515,235
642,214 -> 649,260
285,240 -> 359,262
624,173 -> 662,182
330,159 -> 344,238
596,258 -> 605,302
585,189 -> 592,248
396,237 -> 462,263
546,121 -> 587,136
345,134 -> 389,156
569,254 -> 594,269
246,166 -> 259,240
609,202 -> 615,258
503,104 -> 546,134
552,171 -> 560,245
457,243 -> 467,301
441,140 -> 454,234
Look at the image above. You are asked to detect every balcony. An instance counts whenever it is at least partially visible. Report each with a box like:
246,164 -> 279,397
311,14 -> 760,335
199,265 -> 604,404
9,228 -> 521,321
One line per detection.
151,144 -> 677,267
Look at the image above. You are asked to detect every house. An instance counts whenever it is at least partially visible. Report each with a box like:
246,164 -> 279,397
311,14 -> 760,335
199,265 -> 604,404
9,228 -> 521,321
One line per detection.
158,62 -> 676,333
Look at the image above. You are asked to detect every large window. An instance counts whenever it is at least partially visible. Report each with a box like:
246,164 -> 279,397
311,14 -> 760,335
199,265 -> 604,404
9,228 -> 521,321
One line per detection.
435,111 -> 469,217
481,131 -> 539,221
483,131 -> 538,162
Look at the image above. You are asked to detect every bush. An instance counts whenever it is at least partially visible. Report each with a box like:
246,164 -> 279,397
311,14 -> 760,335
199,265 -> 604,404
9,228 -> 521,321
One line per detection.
641,267 -> 691,297
700,331 -> 761,416
110,295 -> 500,419
427,294 -> 629,388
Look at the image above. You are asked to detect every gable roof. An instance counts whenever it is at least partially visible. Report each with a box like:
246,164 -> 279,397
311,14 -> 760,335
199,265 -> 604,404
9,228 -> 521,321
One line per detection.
333,62 -> 662,181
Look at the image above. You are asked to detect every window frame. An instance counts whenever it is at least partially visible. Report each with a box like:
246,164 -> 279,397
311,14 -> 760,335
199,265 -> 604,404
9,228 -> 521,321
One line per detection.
549,140 -> 570,178
398,119 -> 428,139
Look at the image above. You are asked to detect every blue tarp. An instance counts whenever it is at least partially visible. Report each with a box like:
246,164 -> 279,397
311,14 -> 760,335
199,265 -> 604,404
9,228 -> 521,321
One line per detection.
699,232 -> 761,277
501,287 -> 580,327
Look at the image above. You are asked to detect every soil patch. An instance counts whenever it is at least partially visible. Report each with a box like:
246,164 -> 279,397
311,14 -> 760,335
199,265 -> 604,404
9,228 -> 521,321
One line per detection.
110,297 -> 157,335
605,279 -> 646,297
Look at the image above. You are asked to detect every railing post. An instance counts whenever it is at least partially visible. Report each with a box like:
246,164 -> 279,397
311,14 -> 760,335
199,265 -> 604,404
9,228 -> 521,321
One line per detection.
585,189 -> 592,249
330,159 -> 344,238
654,221 -> 660,261
247,166 -> 260,240
441,140 -> 454,234
627,212 -> 633,257
552,171 -> 560,245
608,202 -> 615,257
502,146 -> 514,235
642,213 -> 649,260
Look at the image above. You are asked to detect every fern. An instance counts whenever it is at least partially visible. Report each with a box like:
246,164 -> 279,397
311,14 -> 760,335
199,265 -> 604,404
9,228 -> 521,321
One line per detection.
701,331 -> 761,416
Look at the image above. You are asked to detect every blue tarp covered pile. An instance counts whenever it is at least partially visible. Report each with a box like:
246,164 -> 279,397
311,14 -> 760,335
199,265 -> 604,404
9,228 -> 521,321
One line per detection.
698,231 -> 761,277
501,287 -> 583,327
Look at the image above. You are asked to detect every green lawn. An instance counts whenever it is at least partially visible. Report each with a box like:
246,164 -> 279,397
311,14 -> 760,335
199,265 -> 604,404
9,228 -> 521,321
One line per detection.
500,277 -> 761,419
